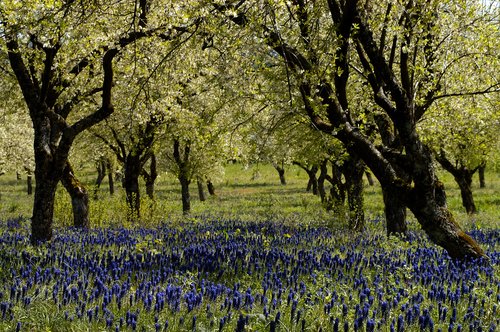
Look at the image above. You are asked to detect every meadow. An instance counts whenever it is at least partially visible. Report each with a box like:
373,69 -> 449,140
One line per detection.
0,164 -> 498,331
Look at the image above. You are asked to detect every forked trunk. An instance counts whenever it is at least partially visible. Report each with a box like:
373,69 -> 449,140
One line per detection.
382,185 -> 407,236
343,155 -> 365,231
61,162 -> 90,229
197,178 -> 206,202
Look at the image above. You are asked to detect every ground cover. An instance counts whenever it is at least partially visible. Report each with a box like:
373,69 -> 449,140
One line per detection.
0,217 -> 498,331
0,165 -> 499,331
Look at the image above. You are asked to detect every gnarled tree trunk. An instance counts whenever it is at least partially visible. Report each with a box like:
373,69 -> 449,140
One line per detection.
61,162 -> 90,229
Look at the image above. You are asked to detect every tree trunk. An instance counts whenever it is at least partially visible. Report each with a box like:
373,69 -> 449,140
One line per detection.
31,176 -> 58,244
144,154 -> 157,200
207,180 -> 216,196
27,174 -> 33,195
478,163 -> 486,188
124,155 -> 141,221
107,161 -> 114,195
273,163 -> 287,185
435,152 -> 477,215
382,186 -> 407,236
307,166 -> 319,195
455,174 -> 477,214
343,155 -> 365,231
197,178 -> 206,202
60,162 -> 90,229
173,139 -> 192,214
318,159 -> 328,203
365,171 -> 374,186
180,176 -> 191,214
93,158 -> 107,199
329,163 -> 346,206
407,179 -> 484,260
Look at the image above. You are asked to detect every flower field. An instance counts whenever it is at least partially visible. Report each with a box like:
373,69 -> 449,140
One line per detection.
0,217 -> 498,331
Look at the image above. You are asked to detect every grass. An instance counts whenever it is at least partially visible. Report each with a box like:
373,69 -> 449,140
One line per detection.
0,163 -> 498,331
2,163 -> 499,230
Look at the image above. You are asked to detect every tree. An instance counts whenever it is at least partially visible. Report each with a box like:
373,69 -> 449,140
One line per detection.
0,0 -> 195,242
422,95 -> 500,214
218,0 -> 496,259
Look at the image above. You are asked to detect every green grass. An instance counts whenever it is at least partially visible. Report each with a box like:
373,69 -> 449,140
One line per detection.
1,163 -> 499,231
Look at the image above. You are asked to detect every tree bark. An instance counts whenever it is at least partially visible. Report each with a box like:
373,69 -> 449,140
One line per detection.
124,155 -> 141,221
273,162 -> 287,185
93,158 -> 107,199
173,139 -> 192,214
435,152 -> 477,214
31,176 -> 58,244
478,162 -> 486,188
318,159 -> 328,203
456,175 -> 477,214
27,174 -> 33,195
207,180 -> 216,196
107,161 -> 114,195
343,155 -> 365,231
143,153 -> 157,200
365,171 -> 374,186
60,162 -> 90,229
382,186 -> 407,236
197,177 -> 206,202
180,176 -> 191,214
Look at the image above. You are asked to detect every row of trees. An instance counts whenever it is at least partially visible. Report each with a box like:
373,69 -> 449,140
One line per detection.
1,0 -> 499,260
